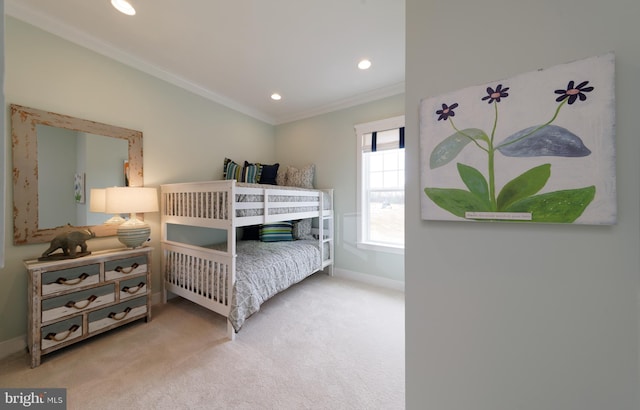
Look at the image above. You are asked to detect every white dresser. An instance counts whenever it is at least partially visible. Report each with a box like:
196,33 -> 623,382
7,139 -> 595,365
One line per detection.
24,247 -> 152,368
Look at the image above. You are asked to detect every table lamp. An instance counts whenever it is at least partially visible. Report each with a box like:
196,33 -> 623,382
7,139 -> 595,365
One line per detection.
89,188 -> 125,225
105,186 -> 158,248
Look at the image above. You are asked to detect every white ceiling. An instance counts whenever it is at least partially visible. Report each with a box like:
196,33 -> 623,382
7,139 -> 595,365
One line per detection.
5,0 -> 405,125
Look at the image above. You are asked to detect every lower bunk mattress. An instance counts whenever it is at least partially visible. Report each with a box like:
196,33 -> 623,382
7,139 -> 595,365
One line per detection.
168,239 -> 323,332
229,239 -> 321,331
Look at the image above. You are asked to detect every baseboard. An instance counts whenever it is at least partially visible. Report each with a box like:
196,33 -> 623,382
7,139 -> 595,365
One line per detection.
0,335 -> 26,361
152,290 -> 163,305
332,268 -> 404,292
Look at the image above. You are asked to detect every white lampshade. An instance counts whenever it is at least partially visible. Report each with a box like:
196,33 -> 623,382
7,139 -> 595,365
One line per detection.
89,188 -> 106,212
105,187 -> 159,214
90,188 -> 126,225
105,187 -> 158,248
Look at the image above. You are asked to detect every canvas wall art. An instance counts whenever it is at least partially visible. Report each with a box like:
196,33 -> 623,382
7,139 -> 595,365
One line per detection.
419,53 -> 616,224
74,173 -> 85,204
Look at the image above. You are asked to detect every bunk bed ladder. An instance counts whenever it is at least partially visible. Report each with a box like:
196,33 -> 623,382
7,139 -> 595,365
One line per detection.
320,189 -> 335,276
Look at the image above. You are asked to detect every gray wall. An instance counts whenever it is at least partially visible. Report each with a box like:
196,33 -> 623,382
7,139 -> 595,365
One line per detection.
405,1 -> 639,409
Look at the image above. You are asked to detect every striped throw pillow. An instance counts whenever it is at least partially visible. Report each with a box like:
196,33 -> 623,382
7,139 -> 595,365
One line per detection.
243,161 -> 263,184
260,222 -> 294,242
223,158 -> 242,181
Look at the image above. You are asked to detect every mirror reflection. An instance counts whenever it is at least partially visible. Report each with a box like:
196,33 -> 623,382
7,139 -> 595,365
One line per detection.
37,125 -> 129,229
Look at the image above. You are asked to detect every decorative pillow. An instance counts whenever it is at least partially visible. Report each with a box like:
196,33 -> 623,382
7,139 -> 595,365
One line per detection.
242,225 -> 261,241
223,158 -> 242,181
259,163 -> 279,185
276,168 -> 288,186
293,219 -> 313,240
285,164 -> 315,188
260,222 -> 294,242
243,161 -> 262,184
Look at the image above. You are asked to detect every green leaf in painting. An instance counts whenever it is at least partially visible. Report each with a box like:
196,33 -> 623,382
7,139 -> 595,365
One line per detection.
503,186 -> 596,223
424,187 -> 492,218
457,163 -> 491,208
497,164 -> 551,210
430,128 -> 488,169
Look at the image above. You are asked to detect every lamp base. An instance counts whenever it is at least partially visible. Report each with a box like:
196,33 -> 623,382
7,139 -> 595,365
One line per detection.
117,222 -> 150,248
105,215 -> 126,225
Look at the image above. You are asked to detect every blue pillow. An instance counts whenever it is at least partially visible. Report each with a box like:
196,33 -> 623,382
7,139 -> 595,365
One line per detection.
242,225 -> 261,241
259,163 -> 280,185
259,222 -> 294,242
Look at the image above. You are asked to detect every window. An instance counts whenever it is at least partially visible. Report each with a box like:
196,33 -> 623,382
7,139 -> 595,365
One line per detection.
355,116 -> 405,253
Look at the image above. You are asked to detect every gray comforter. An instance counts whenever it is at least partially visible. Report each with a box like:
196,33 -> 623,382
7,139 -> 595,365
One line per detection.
226,239 -> 321,331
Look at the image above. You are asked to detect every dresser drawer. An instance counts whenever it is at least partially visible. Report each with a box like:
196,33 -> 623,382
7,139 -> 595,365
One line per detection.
41,264 -> 100,296
119,276 -> 149,300
41,316 -> 83,350
88,296 -> 147,333
105,255 -> 148,280
42,284 -> 115,322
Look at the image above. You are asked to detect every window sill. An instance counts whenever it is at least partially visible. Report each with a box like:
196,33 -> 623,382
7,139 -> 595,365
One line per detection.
357,242 -> 404,255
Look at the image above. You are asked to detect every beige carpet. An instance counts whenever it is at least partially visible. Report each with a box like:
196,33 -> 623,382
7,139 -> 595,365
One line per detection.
0,273 -> 405,410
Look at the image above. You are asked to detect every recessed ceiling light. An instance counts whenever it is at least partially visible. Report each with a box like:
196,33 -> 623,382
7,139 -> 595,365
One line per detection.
358,59 -> 372,70
111,0 -> 136,16
271,93 -> 282,101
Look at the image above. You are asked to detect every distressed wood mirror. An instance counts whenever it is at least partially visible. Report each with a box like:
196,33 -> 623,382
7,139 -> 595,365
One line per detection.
11,104 -> 143,245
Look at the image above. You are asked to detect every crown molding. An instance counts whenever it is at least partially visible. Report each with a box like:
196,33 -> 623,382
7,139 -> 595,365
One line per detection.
274,82 -> 405,125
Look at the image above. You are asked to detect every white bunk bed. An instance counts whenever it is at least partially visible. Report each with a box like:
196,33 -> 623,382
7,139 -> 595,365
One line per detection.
160,180 -> 334,339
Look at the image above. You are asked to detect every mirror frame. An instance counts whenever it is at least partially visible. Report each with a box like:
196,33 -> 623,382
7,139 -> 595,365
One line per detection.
11,104 -> 143,245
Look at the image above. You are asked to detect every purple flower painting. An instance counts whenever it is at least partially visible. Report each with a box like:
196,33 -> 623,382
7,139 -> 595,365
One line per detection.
420,53 -> 616,224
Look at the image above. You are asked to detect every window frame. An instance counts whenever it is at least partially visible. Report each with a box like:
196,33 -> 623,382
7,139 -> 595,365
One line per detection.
355,115 -> 405,255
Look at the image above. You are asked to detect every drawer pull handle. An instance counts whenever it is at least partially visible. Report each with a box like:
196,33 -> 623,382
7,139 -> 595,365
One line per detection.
108,307 -> 132,321
115,263 -> 139,274
122,282 -> 146,294
65,294 -> 98,309
44,324 -> 80,342
55,272 -> 90,285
